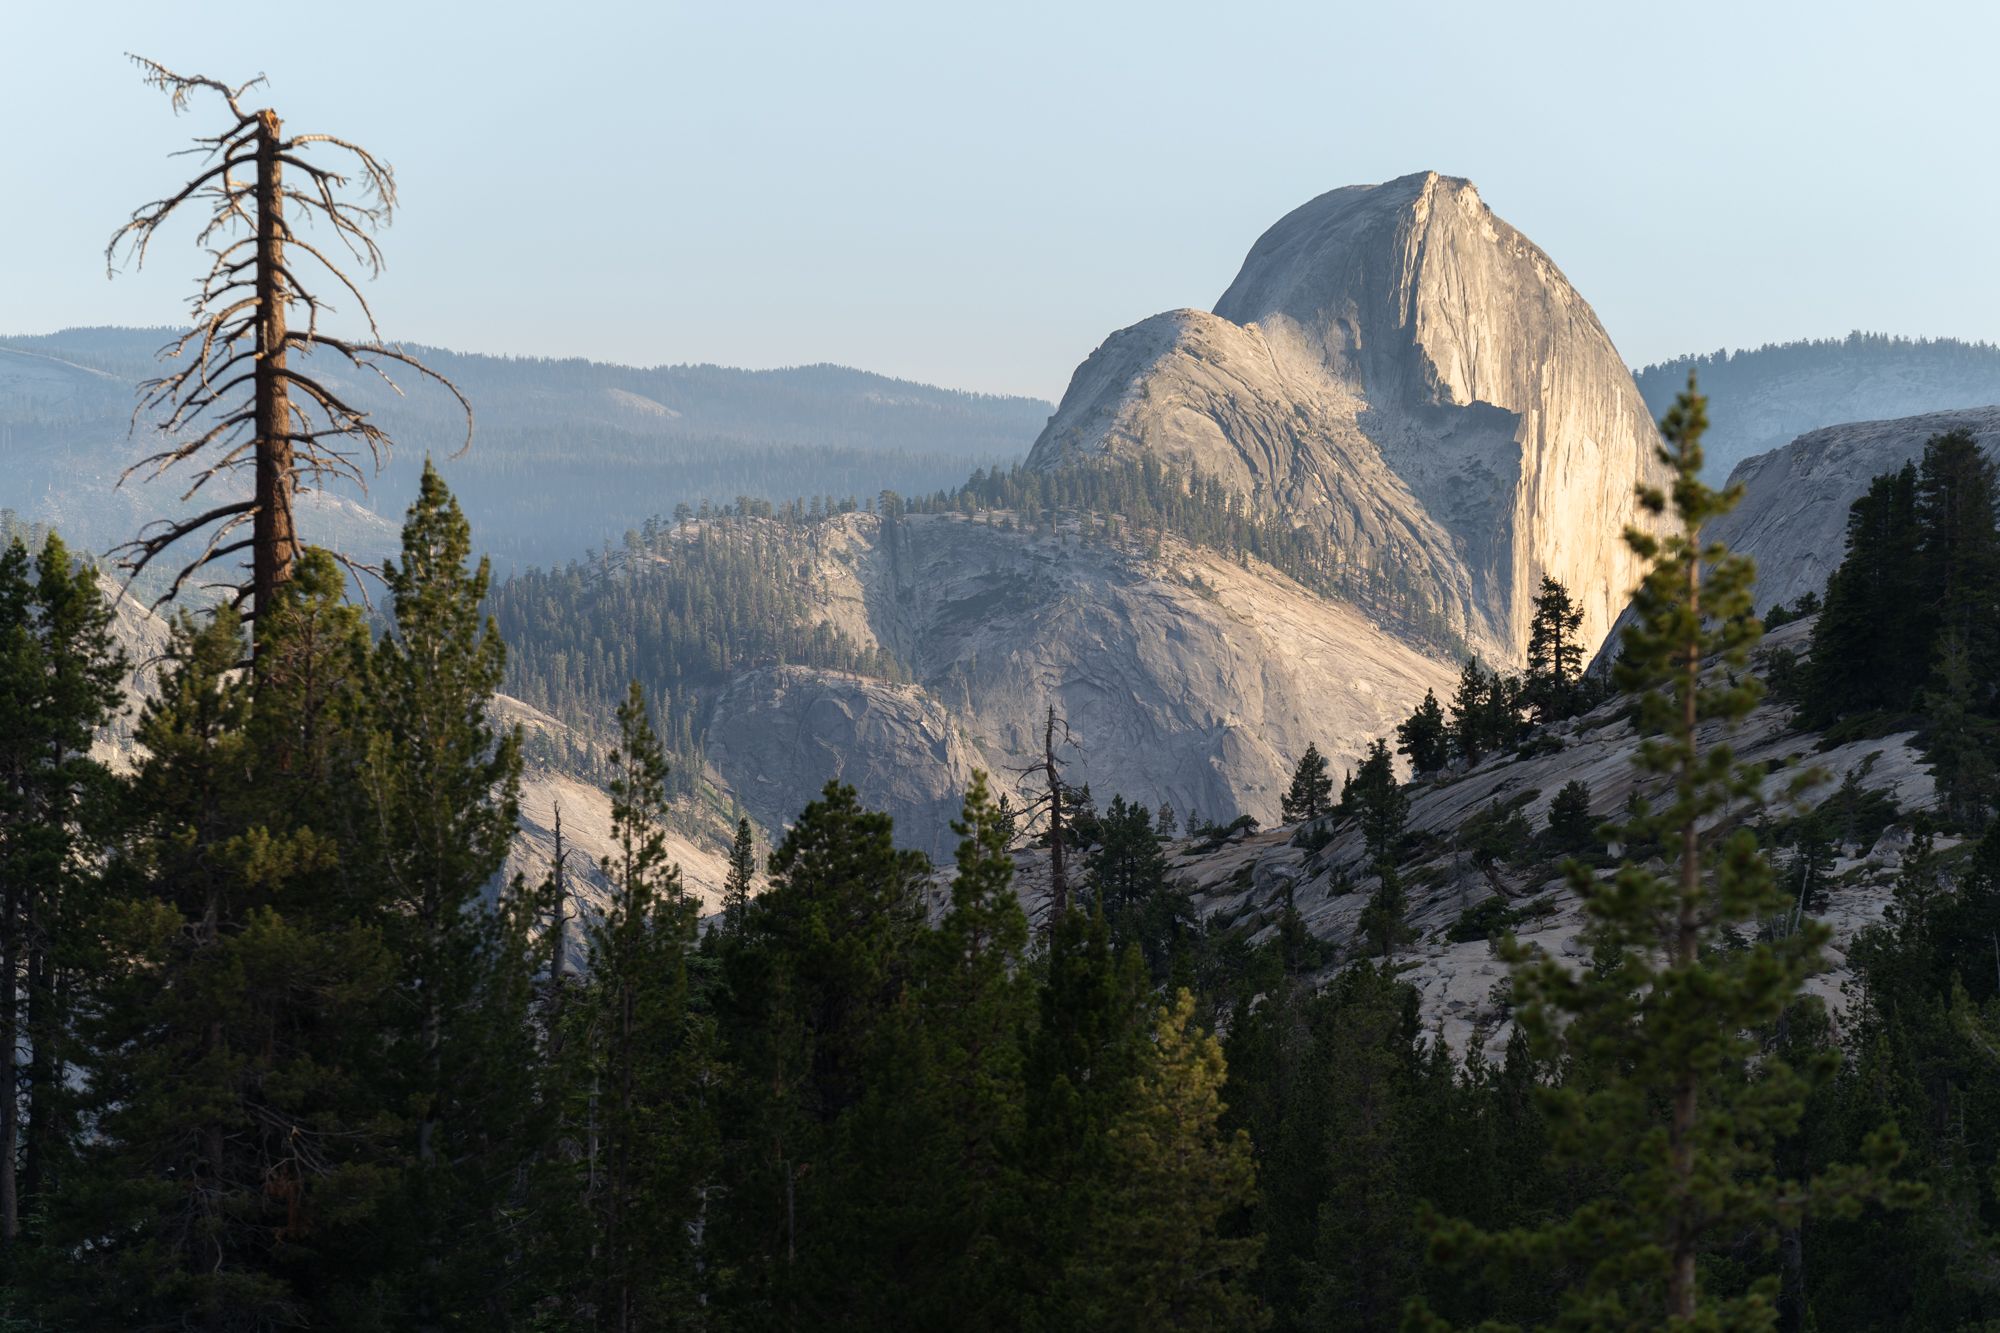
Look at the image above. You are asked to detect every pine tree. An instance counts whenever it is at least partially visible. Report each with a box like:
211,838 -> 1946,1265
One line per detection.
1303,963 -> 1438,1327
714,781 -> 927,1317
1348,739 -> 1408,868
1281,744 -> 1334,823
1482,671 -> 1525,753
51,564 -> 403,1325
360,464 -> 535,1321
1921,632 -> 1998,831
573,681 -> 712,1328
834,773 -> 1034,1327
0,539 -> 33,1249
1420,376 -> 1915,1329
1357,865 -> 1412,959
1021,905 -> 1152,1324
1545,779 -> 1597,855
1066,989 -> 1266,1330
1803,464 -> 1925,723
1913,427 -> 2000,687
1448,658 -> 1493,765
1396,688 -> 1451,776
1526,575 -> 1587,724
724,815 -> 757,935
1090,795 -> 1166,913
1782,821 -> 1836,921
0,534 -> 125,1244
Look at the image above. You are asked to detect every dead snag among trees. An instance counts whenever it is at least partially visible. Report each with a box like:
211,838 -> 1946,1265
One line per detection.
106,55 -> 470,661
1014,704 -> 1081,927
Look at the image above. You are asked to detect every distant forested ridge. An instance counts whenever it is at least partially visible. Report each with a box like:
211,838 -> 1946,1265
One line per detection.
1636,332 -> 2000,476
490,506 -> 903,826
0,327 -> 1053,570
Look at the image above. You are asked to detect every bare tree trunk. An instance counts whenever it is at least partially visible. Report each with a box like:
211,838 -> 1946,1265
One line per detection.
0,879 -> 18,1244
252,109 -> 296,635
1668,535 -> 1703,1323
1046,707 -> 1066,921
545,804 -> 570,1060
22,908 -> 51,1212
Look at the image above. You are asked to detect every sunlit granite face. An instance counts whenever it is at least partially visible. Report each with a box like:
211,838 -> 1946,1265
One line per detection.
1029,171 -> 1670,662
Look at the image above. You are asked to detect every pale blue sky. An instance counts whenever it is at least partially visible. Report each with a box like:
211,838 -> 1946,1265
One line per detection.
5,1 -> 1995,399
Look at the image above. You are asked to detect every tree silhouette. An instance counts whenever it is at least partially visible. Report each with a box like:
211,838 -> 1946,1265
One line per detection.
107,55 -> 468,654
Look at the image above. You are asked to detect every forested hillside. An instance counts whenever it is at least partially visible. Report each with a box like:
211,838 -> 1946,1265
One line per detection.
491,507 -> 903,824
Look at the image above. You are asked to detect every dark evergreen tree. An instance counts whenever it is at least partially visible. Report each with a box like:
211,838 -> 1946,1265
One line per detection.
1525,575 -> 1586,724
1015,905 -> 1149,1324
1420,377 -> 1914,1329
1921,633 -> 1997,830
723,814 -> 757,935
1348,739 -> 1408,868
0,534 -> 124,1245
1356,865 -> 1412,959
1281,744 -> 1334,823
1803,464 -> 1925,723
1782,820 -> 1836,921
1065,989 -> 1266,1330
360,463 -> 534,1321
1303,965 -> 1436,1328
833,773 -> 1033,1328
1396,688 -> 1451,776
714,780 -> 928,1319
1544,779 -> 1597,855
1913,427 -> 2000,688
51,562 -> 401,1325
1796,835 -> 1999,1327
1448,658 -> 1493,765
569,682 -> 714,1328
1090,795 -> 1167,914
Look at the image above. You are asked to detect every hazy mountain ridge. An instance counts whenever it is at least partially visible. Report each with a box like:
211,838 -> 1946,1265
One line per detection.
0,327 -> 1053,570
1636,334 -> 2000,477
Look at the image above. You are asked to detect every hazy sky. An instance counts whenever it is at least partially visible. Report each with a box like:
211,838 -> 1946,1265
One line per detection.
5,1 -> 1996,400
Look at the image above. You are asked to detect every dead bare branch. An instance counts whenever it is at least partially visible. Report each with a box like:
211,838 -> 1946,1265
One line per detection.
108,57 -> 473,659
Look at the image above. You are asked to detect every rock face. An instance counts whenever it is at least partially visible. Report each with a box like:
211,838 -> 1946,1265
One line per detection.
1027,172 -> 1668,660
705,665 -> 987,863
864,512 -> 1459,836
695,512 -> 1457,848
1712,406 -> 2000,612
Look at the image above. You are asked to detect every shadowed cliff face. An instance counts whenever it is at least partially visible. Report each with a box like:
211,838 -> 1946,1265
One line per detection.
1028,171 -> 1667,663
1712,405 -> 2000,613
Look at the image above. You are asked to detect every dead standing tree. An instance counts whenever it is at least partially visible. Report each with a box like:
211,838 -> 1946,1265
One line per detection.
106,56 -> 469,661
1013,704 -> 1082,927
